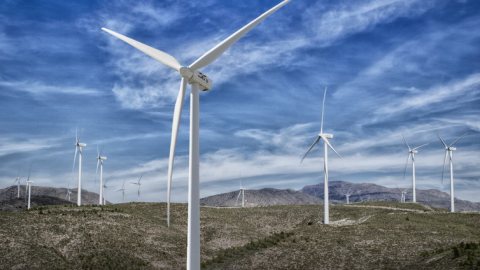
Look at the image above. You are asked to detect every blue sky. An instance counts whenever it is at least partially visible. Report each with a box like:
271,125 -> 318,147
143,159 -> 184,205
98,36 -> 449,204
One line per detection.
1,0 -> 479,203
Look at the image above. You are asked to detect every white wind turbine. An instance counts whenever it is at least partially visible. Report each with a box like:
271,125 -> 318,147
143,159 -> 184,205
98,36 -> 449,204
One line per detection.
72,129 -> 87,206
13,165 -> 21,199
95,146 -> 107,205
118,179 -> 126,203
301,87 -> 341,225
395,184 -> 409,203
235,178 -> 248,207
102,1 -> 292,268
344,186 -> 353,204
131,174 -> 143,202
65,182 -> 72,201
437,132 -> 468,213
103,180 -> 108,205
25,163 -> 34,209
402,134 -> 428,203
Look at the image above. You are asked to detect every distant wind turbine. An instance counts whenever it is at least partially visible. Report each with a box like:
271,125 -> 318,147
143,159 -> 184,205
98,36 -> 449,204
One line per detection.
131,174 -> 143,202
65,182 -> 72,201
118,179 -> 126,203
344,186 -> 353,204
95,146 -> 107,205
25,163 -> 34,209
103,179 -> 108,205
396,184 -> 409,203
72,129 -> 86,206
13,165 -> 21,198
301,87 -> 341,225
235,178 -> 248,207
437,132 -> 468,213
402,134 -> 428,203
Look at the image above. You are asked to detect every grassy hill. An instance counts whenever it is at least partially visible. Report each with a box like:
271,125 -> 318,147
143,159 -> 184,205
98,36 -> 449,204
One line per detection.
1,202 -> 480,269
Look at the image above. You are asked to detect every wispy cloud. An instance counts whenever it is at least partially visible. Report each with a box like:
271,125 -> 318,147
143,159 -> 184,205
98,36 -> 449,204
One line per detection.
0,80 -> 101,96
0,137 -> 57,157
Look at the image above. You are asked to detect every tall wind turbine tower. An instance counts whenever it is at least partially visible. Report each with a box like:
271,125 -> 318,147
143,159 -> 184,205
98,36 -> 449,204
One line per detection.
96,146 -> 107,205
25,163 -> 34,209
72,129 -> 87,206
402,134 -> 428,202
301,87 -> 341,225
437,132 -> 467,213
102,1 -> 293,269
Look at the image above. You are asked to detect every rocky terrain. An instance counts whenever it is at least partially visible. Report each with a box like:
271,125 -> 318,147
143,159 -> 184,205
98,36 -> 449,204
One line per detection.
1,201 -> 479,269
0,196 -> 74,212
200,188 -> 323,207
0,185 -> 106,207
300,180 -> 480,211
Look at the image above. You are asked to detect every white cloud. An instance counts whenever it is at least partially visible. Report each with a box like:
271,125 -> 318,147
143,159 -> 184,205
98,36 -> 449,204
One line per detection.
0,80 -> 100,96
0,137 -> 57,157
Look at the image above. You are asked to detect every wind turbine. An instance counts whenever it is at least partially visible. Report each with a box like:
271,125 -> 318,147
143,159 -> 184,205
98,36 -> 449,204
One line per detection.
131,174 -> 143,202
103,180 -> 108,205
402,134 -> 428,203
65,182 -> 72,201
102,1 -> 292,269
13,165 -> 21,199
301,87 -> 341,225
72,129 -> 87,206
344,186 -> 353,204
118,179 -> 126,203
235,178 -> 248,207
25,163 -> 34,209
95,146 -> 107,205
437,132 -> 467,213
395,184 -> 409,203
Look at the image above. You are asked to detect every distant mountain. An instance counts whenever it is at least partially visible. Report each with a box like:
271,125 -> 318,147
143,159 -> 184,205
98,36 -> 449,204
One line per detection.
0,185 -> 105,206
0,196 -> 74,212
300,180 -> 480,212
200,188 -> 323,207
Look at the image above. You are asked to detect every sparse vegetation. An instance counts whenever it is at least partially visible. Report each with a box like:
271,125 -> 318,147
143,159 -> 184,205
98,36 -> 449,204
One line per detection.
0,202 -> 479,269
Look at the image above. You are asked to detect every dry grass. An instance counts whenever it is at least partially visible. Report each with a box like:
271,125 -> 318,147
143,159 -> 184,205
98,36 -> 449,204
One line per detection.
0,202 -> 479,269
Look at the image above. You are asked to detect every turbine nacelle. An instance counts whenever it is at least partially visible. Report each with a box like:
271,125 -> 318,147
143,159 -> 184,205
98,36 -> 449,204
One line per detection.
76,143 -> 87,147
409,150 -> 418,154
320,133 -> 333,139
448,147 -> 457,151
26,181 -> 34,184
179,67 -> 213,91
98,156 -> 107,160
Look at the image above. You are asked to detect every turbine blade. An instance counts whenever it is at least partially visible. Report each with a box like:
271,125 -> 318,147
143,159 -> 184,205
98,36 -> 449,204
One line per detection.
402,134 -> 411,150
436,132 -> 447,148
167,78 -> 188,228
442,150 -> 448,184
95,159 -> 100,185
72,146 -> 78,176
76,128 -> 78,143
301,136 -> 321,163
324,138 -> 341,157
412,143 -> 429,150
122,179 -> 126,189
101,28 -> 182,72
189,0 -> 292,71
320,87 -> 327,134
97,145 -> 99,157
27,162 -> 33,181
346,186 -> 352,196
403,153 -> 411,181
138,174 -> 143,184
449,133 -> 468,147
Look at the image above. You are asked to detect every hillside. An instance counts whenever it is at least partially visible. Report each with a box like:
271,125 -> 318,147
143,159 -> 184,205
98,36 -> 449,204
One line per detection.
1,202 -> 480,269
200,188 -> 323,207
0,196 -> 74,212
0,185 -> 106,206
301,180 -> 480,211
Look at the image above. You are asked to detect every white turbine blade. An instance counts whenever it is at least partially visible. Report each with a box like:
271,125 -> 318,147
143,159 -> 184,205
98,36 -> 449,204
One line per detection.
402,134 -> 411,150
189,0 -> 292,71
138,174 -> 143,184
412,143 -> 429,150
76,128 -> 78,143
102,28 -> 182,72
122,179 -> 126,189
320,87 -> 327,134
441,150 -> 448,184
436,132 -> 447,148
72,146 -> 78,175
95,159 -> 100,185
236,190 -> 241,206
346,186 -> 352,196
301,136 -> 321,163
323,138 -> 341,157
403,153 -> 411,181
449,133 -> 468,147
167,78 -> 188,228
395,184 -> 402,193
27,162 -> 33,181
